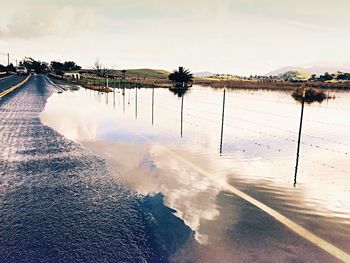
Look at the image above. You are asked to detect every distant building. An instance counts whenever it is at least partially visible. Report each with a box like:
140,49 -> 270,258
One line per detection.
63,72 -> 80,79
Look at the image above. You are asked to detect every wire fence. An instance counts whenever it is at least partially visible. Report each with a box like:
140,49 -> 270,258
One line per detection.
84,85 -> 350,179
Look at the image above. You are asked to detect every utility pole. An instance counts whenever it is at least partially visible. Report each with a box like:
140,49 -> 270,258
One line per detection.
7,53 -> 9,66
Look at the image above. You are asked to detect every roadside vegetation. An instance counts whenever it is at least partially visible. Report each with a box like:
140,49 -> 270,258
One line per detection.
3,56 -> 350,93
195,78 -> 350,90
0,63 -> 16,77
195,70 -> 350,90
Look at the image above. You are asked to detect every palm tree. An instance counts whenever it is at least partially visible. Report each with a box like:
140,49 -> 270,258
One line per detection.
169,67 -> 193,88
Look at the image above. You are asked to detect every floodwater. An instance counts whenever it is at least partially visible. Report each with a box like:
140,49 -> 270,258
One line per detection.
41,85 -> 350,262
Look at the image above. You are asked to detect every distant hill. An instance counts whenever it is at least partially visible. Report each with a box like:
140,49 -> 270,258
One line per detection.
279,71 -> 311,80
193,71 -> 215,78
123,68 -> 171,79
267,66 -> 350,76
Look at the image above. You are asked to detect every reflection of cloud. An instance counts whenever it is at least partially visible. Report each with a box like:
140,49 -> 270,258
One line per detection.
40,92 -> 99,140
82,139 -> 222,244
0,6 -> 95,39
150,146 -> 222,243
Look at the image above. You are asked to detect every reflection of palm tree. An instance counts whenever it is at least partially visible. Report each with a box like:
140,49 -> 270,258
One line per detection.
169,67 -> 193,88
121,70 -> 127,80
169,87 -> 189,97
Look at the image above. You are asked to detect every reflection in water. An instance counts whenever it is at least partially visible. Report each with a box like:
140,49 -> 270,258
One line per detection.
41,86 -> 350,262
141,193 -> 196,261
169,87 -> 190,97
81,139 -> 222,244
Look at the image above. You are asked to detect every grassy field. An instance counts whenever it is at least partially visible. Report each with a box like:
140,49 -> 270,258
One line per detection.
74,68 -> 172,87
75,68 -> 171,80
118,69 -> 170,79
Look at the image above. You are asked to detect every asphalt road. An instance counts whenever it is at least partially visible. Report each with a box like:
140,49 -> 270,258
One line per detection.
0,75 -> 192,263
0,75 -> 26,93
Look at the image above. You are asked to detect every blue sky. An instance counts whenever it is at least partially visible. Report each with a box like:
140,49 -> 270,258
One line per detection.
0,0 -> 349,75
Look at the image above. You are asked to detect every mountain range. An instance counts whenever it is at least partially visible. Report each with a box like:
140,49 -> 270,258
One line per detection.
266,66 -> 350,76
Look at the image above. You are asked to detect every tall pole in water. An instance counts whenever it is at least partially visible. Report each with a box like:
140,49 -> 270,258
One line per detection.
294,88 -> 306,187
123,87 -> 125,113
135,87 -> 138,119
220,89 -> 226,154
180,95 -> 184,137
152,86 -> 154,125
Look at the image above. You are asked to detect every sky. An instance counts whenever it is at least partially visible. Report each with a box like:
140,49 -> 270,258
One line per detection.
0,0 -> 349,75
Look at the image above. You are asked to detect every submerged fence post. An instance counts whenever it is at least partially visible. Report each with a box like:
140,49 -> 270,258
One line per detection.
152,86 -> 154,125
123,87 -> 125,113
181,95 -> 184,137
135,87 -> 138,119
294,89 -> 306,187
220,89 -> 226,154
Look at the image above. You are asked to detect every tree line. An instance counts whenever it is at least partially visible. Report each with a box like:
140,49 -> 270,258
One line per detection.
309,72 -> 350,81
0,58 -> 81,74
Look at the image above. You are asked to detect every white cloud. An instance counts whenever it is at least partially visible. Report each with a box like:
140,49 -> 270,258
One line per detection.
0,0 -> 349,74
0,4 -> 96,39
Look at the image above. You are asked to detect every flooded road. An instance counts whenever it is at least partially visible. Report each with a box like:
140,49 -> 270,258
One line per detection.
0,76 -> 194,263
40,84 -> 350,262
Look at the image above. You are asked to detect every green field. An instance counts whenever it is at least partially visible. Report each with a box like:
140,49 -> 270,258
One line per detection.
120,68 -> 171,79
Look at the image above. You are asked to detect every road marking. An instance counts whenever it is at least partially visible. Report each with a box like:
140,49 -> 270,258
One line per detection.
45,76 -> 65,91
0,74 -> 15,81
0,75 -> 31,99
157,144 -> 350,263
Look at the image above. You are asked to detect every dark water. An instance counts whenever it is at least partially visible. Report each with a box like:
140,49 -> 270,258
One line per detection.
40,85 -> 350,262
0,76 -> 194,263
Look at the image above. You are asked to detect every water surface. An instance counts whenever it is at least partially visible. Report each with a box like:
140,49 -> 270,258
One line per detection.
41,85 -> 350,262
